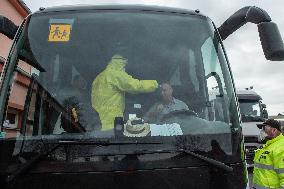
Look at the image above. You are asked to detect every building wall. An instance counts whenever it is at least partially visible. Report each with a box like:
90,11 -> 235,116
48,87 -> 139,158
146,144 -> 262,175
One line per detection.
9,81 -> 27,109
0,0 -> 30,72
0,0 -> 30,137
0,0 -> 23,58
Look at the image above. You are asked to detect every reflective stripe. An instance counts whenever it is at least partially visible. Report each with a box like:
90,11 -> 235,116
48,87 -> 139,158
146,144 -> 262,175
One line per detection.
254,163 -> 274,170
255,163 -> 284,174
275,168 -> 284,174
253,183 -> 274,189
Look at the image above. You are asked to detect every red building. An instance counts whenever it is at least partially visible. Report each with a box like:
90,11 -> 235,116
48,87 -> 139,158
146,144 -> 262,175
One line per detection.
0,0 -> 31,137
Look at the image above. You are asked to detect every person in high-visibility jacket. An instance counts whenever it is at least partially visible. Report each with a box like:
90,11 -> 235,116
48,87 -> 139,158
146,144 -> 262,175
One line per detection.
252,119 -> 284,189
91,54 -> 158,131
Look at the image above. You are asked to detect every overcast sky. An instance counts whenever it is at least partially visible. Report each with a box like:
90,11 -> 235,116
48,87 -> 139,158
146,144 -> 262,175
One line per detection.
23,0 -> 284,115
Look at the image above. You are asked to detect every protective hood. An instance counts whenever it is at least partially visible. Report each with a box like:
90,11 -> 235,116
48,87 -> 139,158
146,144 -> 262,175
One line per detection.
106,54 -> 127,71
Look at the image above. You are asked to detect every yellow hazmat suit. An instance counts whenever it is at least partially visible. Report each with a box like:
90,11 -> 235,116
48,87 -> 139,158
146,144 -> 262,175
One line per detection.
91,54 -> 158,131
253,134 -> 284,188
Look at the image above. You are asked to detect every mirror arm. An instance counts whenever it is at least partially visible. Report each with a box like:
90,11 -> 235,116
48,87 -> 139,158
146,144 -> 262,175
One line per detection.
217,6 -> 271,40
0,15 -> 18,40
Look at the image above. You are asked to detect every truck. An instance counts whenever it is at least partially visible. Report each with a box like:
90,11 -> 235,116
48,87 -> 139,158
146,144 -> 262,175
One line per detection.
237,89 -> 268,168
0,5 -> 284,189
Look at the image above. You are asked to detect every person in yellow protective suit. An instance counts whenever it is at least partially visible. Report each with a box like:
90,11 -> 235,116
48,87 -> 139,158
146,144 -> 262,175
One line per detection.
91,54 -> 158,131
252,119 -> 284,189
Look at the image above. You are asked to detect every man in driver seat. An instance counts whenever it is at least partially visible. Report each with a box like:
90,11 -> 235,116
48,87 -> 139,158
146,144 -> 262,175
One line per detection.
144,83 -> 189,123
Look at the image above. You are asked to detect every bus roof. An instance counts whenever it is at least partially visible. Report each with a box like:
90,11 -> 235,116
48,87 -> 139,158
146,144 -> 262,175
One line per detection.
35,4 -> 206,17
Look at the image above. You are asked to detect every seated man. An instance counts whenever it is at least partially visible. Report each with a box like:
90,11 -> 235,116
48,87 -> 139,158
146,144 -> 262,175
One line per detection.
144,83 -> 189,123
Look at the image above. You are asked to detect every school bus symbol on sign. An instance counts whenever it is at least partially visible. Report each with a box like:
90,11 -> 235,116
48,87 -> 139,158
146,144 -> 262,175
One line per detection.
48,24 -> 71,42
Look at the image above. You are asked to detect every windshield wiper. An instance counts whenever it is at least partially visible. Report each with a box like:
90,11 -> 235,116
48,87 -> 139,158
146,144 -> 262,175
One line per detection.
92,149 -> 233,173
6,139 -> 162,185
114,148 -> 233,173
76,148 -> 232,173
178,149 -> 233,173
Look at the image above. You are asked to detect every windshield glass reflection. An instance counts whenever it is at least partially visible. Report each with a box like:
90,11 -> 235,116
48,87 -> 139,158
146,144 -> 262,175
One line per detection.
1,11 -> 238,157
239,101 -> 263,122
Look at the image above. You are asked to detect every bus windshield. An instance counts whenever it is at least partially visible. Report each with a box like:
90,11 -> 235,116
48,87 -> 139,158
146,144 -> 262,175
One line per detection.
1,10 -> 239,155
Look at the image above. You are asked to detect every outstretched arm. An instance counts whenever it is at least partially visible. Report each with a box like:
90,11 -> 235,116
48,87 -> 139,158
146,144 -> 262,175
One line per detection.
113,71 -> 158,94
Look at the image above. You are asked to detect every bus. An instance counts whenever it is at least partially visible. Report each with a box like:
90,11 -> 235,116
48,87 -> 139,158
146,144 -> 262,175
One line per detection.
0,5 -> 284,189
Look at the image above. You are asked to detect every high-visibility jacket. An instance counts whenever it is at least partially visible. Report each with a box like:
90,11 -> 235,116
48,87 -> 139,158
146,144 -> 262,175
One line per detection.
253,134 -> 284,189
91,55 -> 158,131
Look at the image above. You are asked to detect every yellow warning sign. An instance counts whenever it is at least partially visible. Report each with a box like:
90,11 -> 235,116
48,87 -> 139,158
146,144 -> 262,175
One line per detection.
48,24 -> 71,42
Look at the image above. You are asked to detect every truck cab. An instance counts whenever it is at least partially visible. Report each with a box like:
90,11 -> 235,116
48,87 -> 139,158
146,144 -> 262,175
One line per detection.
237,89 -> 268,167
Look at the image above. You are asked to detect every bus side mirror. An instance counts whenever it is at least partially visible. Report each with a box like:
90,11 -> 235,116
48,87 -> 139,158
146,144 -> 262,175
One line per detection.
261,104 -> 267,109
218,6 -> 284,61
258,22 -> 284,61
